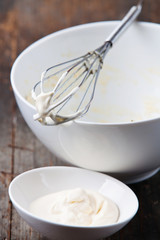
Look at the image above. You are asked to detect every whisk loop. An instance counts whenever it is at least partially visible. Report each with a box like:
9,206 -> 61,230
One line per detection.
32,1 -> 142,125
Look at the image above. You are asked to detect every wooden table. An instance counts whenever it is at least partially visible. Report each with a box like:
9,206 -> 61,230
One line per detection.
0,0 -> 160,239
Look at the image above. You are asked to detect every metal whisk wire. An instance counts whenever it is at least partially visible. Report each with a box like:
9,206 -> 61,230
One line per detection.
32,1 -> 142,125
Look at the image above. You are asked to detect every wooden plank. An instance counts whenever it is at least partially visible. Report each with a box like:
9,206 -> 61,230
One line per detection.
0,2 -> 18,239
0,172 -> 12,239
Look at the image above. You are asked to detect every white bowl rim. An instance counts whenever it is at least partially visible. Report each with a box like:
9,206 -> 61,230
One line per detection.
10,21 -> 160,127
8,166 -> 139,229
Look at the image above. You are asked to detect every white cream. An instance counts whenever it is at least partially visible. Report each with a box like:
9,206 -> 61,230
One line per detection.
29,188 -> 119,226
33,92 -> 53,120
32,71 -> 81,124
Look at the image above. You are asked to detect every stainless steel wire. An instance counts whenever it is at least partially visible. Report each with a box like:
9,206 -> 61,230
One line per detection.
32,1 -> 143,125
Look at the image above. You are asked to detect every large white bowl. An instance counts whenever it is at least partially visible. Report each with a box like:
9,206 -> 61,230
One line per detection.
9,166 -> 138,240
11,22 -> 160,183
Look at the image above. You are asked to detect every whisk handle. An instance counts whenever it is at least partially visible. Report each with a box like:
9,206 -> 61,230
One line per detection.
105,0 -> 143,45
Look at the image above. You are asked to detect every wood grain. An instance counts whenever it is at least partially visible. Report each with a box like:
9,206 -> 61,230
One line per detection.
0,0 -> 160,239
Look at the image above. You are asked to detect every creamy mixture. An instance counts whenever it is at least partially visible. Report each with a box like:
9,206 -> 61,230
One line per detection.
32,72 -> 65,124
32,71 -> 80,125
29,188 -> 119,226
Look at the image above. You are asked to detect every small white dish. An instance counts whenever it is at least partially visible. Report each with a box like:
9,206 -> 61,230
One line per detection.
9,167 -> 138,240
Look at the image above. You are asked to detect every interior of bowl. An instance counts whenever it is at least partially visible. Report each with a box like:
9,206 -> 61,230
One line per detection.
11,21 -> 160,124
9,167 -> 138,225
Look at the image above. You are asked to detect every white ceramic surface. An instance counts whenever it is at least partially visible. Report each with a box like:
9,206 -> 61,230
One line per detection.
10,22 -> 160,183
9,166 -> 138,240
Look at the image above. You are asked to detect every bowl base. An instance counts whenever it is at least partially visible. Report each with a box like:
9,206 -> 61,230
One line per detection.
105,168 -> 159,184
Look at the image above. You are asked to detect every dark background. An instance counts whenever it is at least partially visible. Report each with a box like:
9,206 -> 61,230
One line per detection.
0,0 -> 160,239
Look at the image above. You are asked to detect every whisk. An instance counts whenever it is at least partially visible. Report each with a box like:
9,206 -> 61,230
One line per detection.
32,1 -> 142,125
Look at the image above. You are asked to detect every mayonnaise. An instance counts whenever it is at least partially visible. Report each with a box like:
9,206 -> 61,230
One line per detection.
32,72 -> 69,124
29,188 -> 119,226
